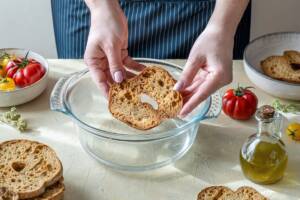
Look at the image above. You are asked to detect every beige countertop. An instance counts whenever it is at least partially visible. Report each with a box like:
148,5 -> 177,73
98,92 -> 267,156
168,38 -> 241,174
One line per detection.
0,60 -> 299,200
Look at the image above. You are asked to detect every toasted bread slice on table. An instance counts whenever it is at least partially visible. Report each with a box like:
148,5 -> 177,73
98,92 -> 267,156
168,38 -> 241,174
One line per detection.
197,186 -> 233,200
27,179 -> 64,200
0,140 -> 63,199
109,66 -> 183,130
197,186 -> 267,200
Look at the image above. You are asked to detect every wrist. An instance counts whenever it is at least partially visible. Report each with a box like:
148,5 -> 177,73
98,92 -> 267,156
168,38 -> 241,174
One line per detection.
204,23 -> 235,40
85,0 -> 119,13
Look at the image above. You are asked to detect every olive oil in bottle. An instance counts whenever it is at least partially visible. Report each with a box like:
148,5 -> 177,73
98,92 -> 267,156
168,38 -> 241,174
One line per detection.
240,105 -> 288,184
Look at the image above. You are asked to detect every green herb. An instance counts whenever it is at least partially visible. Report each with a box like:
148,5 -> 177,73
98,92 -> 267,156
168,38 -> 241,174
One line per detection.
272,99 -> 300,113
0,107 -> 27,132
0,52 -> 10,60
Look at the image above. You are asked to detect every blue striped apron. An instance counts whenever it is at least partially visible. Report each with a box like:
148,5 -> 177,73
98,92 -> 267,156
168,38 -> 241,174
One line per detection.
51,0 -> 250,59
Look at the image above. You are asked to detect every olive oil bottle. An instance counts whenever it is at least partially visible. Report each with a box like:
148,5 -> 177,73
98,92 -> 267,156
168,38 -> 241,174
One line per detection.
240,105 -> 288,184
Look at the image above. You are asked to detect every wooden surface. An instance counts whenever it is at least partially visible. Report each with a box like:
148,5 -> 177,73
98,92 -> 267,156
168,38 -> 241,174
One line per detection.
0,60 -> 299,200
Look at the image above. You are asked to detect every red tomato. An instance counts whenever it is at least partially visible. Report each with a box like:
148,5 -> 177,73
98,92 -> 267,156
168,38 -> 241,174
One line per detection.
222,86 -> 258,120
6,61 -> 19,78
5,53 -> 45,88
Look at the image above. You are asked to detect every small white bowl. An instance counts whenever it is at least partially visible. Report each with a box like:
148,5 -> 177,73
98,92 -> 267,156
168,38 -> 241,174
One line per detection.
244,32 -> 300,100
0,48 -> 48,107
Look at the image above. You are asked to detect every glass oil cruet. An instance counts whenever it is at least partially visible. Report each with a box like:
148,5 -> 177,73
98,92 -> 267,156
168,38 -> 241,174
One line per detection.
240,105 -> 288,184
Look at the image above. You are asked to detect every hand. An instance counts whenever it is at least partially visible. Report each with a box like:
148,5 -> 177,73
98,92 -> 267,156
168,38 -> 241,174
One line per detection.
174,26 -> 234,117
84,0 -> 144,97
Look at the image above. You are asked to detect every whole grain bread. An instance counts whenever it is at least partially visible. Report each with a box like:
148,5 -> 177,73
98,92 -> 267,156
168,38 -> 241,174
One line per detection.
27,179 -> 64,200
0,187 -> 19,200
109,66 -> 183,130
0,140 -> 63,199
284,50 -> 300,63
261,51 -> 300,83
0,179 -> 64,200
197,186 -> 233,200
197,186 -> 267,200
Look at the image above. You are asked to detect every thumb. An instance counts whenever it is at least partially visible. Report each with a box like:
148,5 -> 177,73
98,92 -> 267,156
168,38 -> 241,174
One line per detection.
174,56 -> 205,91
103,44 -> 125,83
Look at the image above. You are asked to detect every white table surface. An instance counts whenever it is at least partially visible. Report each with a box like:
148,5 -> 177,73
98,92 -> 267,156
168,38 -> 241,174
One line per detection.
0,60 -> 299,200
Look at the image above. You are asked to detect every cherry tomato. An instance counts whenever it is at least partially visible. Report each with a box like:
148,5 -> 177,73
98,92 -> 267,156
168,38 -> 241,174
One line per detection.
0,77 -> 16,91
5,53 -> 45,88
6,61 -> 19,78
286,122 -> 300,141
222,86 -> 258,120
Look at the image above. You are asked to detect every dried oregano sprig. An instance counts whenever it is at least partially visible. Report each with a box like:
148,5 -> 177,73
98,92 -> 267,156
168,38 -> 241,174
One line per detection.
0,107 -> 27,132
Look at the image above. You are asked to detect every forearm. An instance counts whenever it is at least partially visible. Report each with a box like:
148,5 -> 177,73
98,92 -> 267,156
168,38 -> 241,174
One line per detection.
84,0 -> 119,13
207,0 -> 250,37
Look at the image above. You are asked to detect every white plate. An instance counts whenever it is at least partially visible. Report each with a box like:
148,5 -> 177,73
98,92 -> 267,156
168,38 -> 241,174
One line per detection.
0,48 -> 49,107
244,32 -> 300,100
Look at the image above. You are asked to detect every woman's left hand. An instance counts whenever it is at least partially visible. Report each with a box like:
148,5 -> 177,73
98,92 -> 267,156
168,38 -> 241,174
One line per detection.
174,26 -> 234,117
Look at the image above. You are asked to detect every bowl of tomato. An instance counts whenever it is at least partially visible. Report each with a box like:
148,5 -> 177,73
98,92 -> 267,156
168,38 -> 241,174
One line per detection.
0,48 -> 48,107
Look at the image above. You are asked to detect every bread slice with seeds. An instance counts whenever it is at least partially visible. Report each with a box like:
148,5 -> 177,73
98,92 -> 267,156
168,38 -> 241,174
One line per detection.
109,66 -> 183,130
0,140 -> 63,199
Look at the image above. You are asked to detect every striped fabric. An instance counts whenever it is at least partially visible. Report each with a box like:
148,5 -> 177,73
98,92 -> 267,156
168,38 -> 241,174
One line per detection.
51,0 -> 250,59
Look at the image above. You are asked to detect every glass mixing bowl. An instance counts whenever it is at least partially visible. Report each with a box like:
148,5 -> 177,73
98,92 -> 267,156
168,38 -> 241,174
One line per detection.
50,58 -> 221,171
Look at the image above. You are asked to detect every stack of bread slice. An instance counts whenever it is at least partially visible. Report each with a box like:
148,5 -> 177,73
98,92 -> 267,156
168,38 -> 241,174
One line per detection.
0,140 -> 64,200
197,186 -> 268,200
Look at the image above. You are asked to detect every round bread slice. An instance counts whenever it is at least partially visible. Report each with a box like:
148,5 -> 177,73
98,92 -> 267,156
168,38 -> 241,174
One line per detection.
197,186 -> 233,200
232,187 -> 267,200
109,66 -> 183,130
27,178 -> 64,200
0,140 -> 63,199
261,55 -> 300,83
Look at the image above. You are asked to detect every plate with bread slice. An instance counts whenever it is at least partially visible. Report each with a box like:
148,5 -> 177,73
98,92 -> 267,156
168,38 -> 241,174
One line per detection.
244,32 -> 300,100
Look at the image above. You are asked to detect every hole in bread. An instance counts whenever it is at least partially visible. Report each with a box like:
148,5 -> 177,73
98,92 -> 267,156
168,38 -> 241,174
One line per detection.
124,92 -> 132,100
140,93 -> 158,110
172,101 -> 177,107
46,164 -> 52,171
11,162 -> 26,172
158,80 -> 164,87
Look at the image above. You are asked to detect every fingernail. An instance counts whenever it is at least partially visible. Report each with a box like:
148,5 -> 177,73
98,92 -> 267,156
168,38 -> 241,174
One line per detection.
173,81 -> 184,91
114,71 -> 123,83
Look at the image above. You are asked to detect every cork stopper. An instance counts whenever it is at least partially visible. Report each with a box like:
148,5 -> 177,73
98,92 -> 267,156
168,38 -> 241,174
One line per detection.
257,105 -> 275,119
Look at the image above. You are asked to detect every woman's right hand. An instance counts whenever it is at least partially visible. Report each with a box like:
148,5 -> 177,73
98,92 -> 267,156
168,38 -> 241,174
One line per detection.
84,0 -> 144,97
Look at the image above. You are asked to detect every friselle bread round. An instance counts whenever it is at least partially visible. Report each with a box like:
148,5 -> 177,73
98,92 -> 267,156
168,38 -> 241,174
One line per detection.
197,186 -> 268,200
261,51 -> 300,83
197,186 -> 233,200
109,66 -> 183,130
0,140 -> 63,199
28,178 -> 64,200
